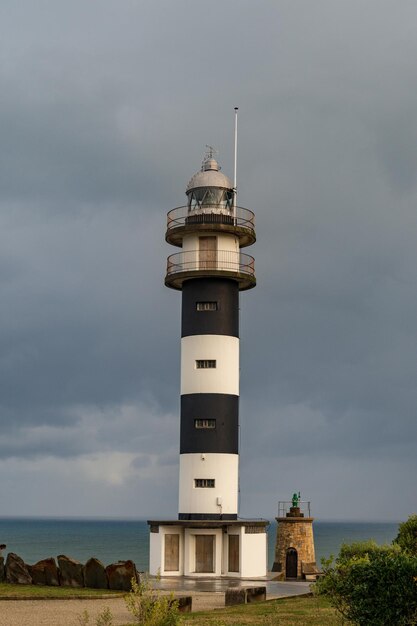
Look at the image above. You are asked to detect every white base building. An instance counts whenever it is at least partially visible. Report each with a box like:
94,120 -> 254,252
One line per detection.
149,521 -> 267,578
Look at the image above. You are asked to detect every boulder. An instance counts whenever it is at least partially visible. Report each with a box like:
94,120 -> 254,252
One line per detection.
0,556 -> 4,583
84,557 -> 108,589
105,560 -> 138,591
57,555 -> 84,587
5,553 -> 32,585
29,558 -> 60,586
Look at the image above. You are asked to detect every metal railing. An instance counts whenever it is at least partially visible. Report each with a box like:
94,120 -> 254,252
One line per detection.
166,249 -> 255,277
278,501 -> 311,518
166,205 -> 255,232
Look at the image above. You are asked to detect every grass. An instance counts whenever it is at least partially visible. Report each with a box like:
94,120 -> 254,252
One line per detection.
0,584 -> 341,624
0,582 -> 123,598
180,595 -> 340,626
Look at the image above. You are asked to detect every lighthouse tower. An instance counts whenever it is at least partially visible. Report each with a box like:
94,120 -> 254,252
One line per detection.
148,141 -> 268,578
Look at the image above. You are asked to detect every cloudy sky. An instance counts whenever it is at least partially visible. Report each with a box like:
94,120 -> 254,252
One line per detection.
1,0 -> 416,522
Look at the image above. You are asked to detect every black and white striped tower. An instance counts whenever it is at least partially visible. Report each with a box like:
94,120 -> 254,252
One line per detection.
165,146 -> 256,523
148,128 -> 267,578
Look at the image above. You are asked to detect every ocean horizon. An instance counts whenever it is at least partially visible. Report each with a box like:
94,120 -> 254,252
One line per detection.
0,517 -> 399,572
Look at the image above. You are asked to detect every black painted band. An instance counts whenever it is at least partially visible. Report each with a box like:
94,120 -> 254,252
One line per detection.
181,278 -> 239,338
178,513 -> 238,521
180,394 -> 238,454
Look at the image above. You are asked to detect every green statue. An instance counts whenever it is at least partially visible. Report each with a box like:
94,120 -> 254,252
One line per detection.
292,492 -> 301,508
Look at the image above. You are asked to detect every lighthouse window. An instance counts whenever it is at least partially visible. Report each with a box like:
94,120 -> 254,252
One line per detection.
194,479 -> 215,488
196,360 -> 216,369
196,301 -> 218,311
195,419 -> 216,429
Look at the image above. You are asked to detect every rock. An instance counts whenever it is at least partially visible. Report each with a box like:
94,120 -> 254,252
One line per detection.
105,560 -> 138,591
0,557 -> 4,582
57,555 -> 84,587
84,557 -> 108,589
29,558 -> 60,586
5,553 -> 32,585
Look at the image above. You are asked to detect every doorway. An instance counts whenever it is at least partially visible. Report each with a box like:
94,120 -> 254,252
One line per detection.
286,547 -> 298,579
199,236 -> 217,269
164,534 -> 179,572
228,534 -> 240,572
195,535 -> 215,573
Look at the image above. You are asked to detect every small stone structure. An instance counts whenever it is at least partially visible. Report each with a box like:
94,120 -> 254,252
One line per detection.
225,586 -> 267,605
272,498 -> 318,580
0,553 -> 139,591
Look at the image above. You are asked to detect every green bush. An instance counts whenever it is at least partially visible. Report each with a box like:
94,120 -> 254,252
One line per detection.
338,539 -> 400,563
125,576 -> 181,626
315,548 -> 417,625
394,514 -> 417,556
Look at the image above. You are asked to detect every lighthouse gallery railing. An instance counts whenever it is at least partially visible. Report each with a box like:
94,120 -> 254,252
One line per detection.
166,249 -> 255,277
166,205 -> 255,232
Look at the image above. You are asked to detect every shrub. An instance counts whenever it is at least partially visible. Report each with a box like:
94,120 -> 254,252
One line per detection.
315,548 -> 417,626
338,539 -> 400,563
393,514 -> 417,556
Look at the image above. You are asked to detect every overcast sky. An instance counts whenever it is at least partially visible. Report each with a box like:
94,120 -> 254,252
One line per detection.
0,0 -> 416,522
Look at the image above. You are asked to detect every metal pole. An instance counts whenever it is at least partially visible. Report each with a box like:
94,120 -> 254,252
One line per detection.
233,107 -> 238,222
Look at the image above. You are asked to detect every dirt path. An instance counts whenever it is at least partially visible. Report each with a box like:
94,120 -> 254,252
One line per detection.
0,593 -> 225,626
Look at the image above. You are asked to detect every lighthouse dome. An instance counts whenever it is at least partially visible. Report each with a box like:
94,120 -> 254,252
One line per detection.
186,156 -> 233,194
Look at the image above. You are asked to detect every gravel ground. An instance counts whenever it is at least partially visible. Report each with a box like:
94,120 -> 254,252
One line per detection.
0,593 -> 225,626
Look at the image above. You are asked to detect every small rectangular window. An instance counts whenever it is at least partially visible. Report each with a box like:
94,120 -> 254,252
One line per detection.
196,360 -> 216,369
195,479 -> 215,488
196,302 -> 218,311
195,419 -> 216,429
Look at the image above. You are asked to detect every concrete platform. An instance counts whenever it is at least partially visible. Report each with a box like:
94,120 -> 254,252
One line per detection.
151,573 -> 312,600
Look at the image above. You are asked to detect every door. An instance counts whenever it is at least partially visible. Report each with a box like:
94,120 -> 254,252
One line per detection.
195,535 -> 215,573
164,534 -> 179,572
199,236 -> 217,270
286,547 -> 298,579
228,534 -> 239,573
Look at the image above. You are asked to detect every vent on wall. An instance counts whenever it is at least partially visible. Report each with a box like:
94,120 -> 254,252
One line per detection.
196,301 -> 218,311
196,360 -> 216,369
194,479 -> 215,488
195,419 -> 216,429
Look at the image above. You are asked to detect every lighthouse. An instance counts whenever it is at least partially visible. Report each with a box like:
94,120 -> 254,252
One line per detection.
148,129 -> 268,578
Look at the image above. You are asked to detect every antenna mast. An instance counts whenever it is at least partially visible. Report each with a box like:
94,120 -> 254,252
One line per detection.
233,107 -> 238,221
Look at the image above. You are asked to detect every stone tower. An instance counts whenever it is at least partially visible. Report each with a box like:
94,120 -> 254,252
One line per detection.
272,497 -> 317,580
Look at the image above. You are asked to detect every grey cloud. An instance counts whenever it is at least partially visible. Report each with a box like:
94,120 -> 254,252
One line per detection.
0,0 -> 416,520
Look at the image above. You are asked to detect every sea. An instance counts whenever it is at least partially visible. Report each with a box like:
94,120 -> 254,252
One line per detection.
0,518 -> 399,571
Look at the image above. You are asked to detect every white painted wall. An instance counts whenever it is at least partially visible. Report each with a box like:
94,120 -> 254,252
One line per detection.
149,526 -> 185,576
217,233 -> 239,253
179,453 -> 238,515
181,334 -> 239,395
240,531 -> 268,578
149,530 -> 162,576
182,233 -> 239,253
180,234 -> 241,274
